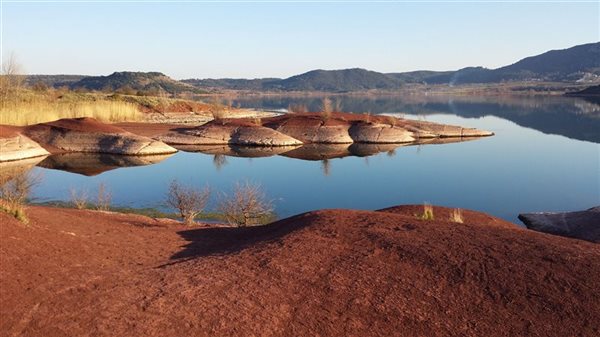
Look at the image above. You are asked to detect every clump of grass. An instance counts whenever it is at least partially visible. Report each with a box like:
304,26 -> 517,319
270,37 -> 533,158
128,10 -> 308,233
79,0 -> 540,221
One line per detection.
419,203 -> 435,221
450,208 -> 464,223
69,187 -> 89,210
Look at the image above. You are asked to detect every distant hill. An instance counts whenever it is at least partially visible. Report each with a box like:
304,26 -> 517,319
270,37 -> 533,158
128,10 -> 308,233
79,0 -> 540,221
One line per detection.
185,69 -> 401,92
394,42 -> 600,85
71,72 -> 200,94
25,75 -> 87,88
182,78 -> 277,91
265,68 -> 401,92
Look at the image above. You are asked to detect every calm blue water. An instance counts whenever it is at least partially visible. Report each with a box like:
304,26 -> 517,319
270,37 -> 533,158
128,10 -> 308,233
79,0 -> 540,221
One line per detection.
29,95 -> 600,223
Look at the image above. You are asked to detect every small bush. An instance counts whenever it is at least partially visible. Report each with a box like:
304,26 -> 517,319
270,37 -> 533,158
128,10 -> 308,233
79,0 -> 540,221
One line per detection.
0,172 -> 41,223
218,181 -> 274,227
166,180 -> 210,225
450,208 -> 464,223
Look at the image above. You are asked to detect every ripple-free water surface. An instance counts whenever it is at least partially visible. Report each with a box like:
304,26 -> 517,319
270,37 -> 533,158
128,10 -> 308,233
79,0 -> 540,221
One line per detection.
29,95 -> 600,223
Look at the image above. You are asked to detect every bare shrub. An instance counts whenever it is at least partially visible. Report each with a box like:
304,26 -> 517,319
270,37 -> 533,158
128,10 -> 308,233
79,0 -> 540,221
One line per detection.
166,180 -> 210,225
218,181 -> 274,227
0,172 -> 41,223
288,104 -> 307,114
419,203 -> 434,221
1,52 -> 26,108
320,97 -> 333,120
70,188 -> 89,210
96,183 -> 112,211
450,208 -> 464,223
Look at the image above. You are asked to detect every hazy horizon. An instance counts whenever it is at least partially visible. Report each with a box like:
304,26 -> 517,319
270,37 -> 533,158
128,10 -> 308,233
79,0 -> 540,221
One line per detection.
2,1 -> 598,80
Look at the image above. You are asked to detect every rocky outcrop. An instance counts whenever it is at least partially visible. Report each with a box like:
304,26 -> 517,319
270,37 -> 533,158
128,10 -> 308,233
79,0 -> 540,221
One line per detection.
348,123 -> 415,143
0,126 -> 50,162
152,113 -> 492,147
22,118 -> 177,156
267,118 -> 354,144
157,123 -> 302,146
519,207 -> 600,243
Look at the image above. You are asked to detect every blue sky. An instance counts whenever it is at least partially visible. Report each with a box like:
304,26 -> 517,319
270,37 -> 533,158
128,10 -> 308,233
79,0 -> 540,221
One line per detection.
2,1 -> 599,79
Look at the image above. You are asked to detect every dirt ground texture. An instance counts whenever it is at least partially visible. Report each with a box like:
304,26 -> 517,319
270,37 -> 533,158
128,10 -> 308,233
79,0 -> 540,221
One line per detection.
1,205 -> 599,337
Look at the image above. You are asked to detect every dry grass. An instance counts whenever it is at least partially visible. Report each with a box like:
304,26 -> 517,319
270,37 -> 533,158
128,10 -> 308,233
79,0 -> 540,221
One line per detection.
450,208 -> 464,223
70,188 -> 89,210
419,203 -> 435,221
0,91 -> 142,126
320,97 -> 333,120
95,183 -> 112,211
288,104 -> 308,114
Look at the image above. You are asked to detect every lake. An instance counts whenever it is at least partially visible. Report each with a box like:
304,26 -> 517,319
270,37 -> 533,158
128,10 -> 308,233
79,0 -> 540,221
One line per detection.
27,95 -> 600,224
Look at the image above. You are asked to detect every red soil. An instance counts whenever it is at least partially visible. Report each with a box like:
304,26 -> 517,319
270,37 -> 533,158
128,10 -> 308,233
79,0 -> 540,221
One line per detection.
1,205 -> 599,337
24,117 -> 128,134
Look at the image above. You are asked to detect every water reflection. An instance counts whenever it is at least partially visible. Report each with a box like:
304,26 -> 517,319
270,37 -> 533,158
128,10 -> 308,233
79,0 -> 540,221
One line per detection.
0,156 -> 47,185
232,95 -> 600,143
37,153 -> 174,176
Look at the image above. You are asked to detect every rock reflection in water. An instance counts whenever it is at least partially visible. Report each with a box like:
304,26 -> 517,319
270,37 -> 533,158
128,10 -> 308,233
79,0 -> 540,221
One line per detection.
0,156 -> 47,186
37,153 -> 174,176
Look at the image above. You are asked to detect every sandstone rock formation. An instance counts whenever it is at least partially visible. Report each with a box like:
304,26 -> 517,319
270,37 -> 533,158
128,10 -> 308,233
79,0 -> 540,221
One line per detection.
22,118 -> 177,156
157,123 -> 302,146
156,113 -> 493,147
0,126 -> 50,162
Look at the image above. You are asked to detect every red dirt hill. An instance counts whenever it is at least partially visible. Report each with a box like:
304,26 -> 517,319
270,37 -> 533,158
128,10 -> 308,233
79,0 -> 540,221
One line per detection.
1,205 -> 598,337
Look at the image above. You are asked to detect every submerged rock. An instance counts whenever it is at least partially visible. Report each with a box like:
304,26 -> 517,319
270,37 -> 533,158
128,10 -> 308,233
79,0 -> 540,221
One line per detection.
519,207 -> 600,243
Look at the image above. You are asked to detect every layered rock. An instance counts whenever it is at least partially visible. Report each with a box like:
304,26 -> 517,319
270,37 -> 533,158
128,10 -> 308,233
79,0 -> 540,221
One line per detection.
157,123 -> 302,146
0,126 -> 50,162
348,123 -> 415,143
22,118 -> 177,156
152,113 -> 492,147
